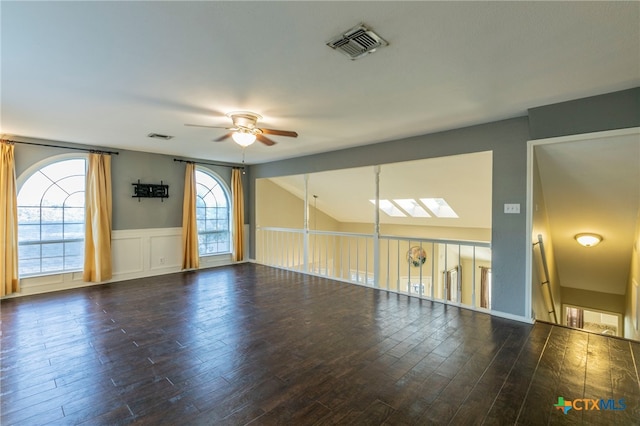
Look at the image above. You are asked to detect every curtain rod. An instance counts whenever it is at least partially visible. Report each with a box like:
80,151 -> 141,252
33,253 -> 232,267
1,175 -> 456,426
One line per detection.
2,139 -> 119,155
173,158 -> 244,170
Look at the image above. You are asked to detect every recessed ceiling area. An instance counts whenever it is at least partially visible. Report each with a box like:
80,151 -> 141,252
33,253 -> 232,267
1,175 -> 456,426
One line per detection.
268,151 -> 493,229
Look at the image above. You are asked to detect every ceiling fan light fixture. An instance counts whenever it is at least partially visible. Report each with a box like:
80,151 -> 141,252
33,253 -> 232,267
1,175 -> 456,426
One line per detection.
232,131 -> 256,147
575,233 -> 602,247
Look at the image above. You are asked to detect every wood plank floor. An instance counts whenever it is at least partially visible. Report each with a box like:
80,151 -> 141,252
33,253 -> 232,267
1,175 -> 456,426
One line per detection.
2,264 -> 639,425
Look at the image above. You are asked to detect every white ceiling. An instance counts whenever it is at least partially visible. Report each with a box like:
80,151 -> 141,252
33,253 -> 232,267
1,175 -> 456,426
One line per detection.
2,1 -> 639,164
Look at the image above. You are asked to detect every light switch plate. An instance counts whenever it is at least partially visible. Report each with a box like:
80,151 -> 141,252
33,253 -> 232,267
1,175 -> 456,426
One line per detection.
504,203 -> 520,214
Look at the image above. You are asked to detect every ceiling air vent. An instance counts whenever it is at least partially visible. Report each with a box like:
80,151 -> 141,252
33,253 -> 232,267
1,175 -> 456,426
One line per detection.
327,23 -> 388,60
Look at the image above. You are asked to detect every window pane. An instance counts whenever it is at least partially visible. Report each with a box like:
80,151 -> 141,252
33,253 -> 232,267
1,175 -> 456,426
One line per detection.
18,207 -> 40,224
195,169 -> 230,256
202,191 -> 217,206
19,258 -> 42,276
40,159 -> 85,182
42,256 -> 64,273
57,175 -> 85,196
64,207 -> 84,223
18,244 -> 41,260
17,172 -> 53,205
41,185 -> 69,207
41,207 -> 63,223
196,206 -> 206,220
64,241 -> 84,257
195,171 -> 216,188
66,192 -> 84,208
64,223 -> 84,240
64,255 -> 83,270
17,158 -> 86,277
18,224 -> 40,243
42,242 -> 63,258
211,186 -> 227,207
41,224 -> 63,241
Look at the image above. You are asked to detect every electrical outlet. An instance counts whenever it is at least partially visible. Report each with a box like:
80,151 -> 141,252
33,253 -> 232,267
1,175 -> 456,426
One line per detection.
159,257 -> 165,264
504,203 -> 520,214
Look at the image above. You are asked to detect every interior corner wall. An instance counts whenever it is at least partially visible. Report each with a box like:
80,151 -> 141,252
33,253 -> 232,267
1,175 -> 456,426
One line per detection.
249,116 -> 531,318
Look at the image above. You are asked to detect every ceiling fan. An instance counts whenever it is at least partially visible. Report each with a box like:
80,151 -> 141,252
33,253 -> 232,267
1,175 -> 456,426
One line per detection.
185,111 -> 298,147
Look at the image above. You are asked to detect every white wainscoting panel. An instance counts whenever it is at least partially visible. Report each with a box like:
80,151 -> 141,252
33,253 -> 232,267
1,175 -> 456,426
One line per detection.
12,226 -> 248,298
112,236 -> 144,275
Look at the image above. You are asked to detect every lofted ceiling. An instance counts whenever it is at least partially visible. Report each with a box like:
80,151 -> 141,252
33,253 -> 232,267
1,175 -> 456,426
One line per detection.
269,152 -> 493,229
2,1 -> 639,164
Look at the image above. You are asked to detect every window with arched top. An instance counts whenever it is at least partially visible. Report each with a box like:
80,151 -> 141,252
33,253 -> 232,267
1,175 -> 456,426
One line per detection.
195,168 -> 231,255
17,157 -> 86,276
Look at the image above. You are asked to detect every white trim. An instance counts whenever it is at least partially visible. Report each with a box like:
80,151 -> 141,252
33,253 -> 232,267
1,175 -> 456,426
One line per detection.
529,126 -> 640,146
525,127 -> 640,324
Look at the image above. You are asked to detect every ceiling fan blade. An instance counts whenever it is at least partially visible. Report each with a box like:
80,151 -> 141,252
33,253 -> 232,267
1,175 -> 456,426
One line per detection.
214,133 -> 233,142
185,123 -> 234,130
256,133 -> 277,146
259,128 -> 298,138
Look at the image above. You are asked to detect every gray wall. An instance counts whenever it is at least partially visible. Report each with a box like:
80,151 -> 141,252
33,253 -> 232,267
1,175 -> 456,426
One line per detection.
13,136 -> 240,231
528,87 -> 640,139
249,117 -> 531,318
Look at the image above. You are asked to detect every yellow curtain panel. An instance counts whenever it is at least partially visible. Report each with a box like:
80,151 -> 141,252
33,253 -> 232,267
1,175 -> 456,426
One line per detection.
231,168 -> 245,262
83,153 -> 113,282
182,163 -> 199,269
1,142 -> 20,296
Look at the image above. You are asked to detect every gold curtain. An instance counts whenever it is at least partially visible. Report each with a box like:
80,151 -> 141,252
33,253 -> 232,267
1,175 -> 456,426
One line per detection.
1,142 -> 20,296
231,168 -> 244,262
182,163 -> 199,269
480,266 -> 490,308
83,153 -> 113,282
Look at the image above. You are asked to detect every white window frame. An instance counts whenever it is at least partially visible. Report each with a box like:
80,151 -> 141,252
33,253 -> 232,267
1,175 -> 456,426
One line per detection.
16,153 -> 87,277
194,167 -> 232,256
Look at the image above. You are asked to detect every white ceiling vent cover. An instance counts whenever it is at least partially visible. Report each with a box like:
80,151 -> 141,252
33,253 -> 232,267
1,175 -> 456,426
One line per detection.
327,24 -> 388,60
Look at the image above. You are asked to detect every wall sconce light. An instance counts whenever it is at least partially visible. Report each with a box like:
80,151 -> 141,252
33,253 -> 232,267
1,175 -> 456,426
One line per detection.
575,233 -> 602,247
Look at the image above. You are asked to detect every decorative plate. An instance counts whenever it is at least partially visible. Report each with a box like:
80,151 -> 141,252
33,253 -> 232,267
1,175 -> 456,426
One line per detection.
407,246 -> 427,267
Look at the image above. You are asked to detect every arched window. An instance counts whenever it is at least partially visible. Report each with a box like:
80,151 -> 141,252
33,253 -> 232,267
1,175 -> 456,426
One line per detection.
195,168 -> 231,255
17,157 -> 86,276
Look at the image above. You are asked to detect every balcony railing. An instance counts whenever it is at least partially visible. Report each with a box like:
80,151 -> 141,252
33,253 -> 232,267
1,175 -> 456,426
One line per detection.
256,227 -> 492,311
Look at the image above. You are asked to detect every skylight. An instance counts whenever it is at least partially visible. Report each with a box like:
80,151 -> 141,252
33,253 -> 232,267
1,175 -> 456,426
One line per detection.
393,199 -> 431,217
420,198 -> 458,218
369,199 -> 406,217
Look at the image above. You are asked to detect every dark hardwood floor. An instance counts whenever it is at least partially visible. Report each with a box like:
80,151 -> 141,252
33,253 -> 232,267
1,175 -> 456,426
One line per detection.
1,264 -> 639,425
